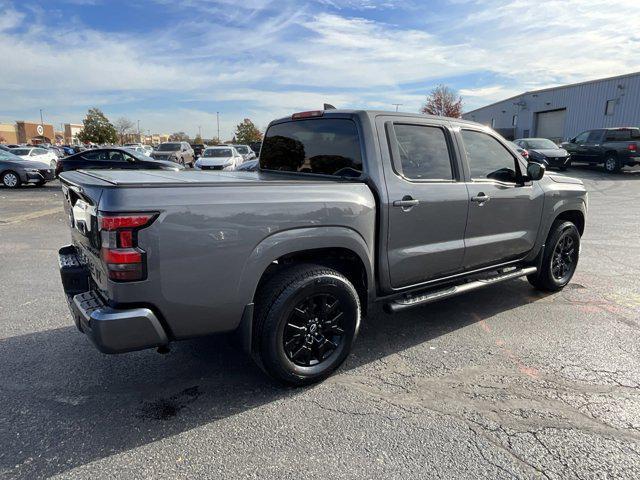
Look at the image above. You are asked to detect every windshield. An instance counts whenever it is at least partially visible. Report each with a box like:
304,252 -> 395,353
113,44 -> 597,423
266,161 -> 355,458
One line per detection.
260,118 -> 363,177
11,148 -> 30,155
158,143 -> 181,151
204,149 -> 232,157
235,146 -> 249,154
526,139 -> 558,149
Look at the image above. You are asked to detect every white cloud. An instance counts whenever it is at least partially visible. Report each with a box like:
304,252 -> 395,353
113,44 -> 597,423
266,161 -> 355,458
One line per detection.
1,0 -> 639,136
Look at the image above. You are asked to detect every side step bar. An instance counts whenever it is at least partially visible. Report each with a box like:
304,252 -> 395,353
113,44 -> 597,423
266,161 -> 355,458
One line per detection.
384,266 -> 537,314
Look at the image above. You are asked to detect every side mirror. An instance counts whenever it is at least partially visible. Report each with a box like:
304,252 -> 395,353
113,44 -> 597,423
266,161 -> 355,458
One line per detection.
526,162 -> 545,181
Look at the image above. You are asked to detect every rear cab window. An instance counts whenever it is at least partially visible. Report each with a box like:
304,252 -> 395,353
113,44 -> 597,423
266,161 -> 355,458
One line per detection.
605,129 -> 640,141
260,118 -> 363,178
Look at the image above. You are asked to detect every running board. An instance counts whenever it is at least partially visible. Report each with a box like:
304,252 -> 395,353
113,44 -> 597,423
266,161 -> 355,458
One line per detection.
384,266 -> 537,313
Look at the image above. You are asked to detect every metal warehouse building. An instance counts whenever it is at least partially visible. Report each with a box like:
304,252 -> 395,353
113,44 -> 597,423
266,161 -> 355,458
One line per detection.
462,71 -> 640,142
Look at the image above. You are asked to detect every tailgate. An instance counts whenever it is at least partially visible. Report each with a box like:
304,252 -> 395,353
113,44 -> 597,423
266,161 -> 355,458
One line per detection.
59,174 -> 109,294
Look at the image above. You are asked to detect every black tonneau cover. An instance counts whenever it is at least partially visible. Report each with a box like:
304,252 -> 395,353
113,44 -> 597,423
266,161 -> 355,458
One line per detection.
59,169 -> 351,188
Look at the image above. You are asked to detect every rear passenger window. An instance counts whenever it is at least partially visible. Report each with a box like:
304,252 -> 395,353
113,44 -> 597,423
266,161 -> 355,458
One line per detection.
393,124 -> 453,180
461,130 -> 518,183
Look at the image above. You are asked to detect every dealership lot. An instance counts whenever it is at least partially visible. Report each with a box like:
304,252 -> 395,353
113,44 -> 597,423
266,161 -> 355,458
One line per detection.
1,167 -> 639,479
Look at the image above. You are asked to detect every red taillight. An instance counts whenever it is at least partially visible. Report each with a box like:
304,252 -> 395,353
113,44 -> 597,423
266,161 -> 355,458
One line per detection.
292,110 -> 324,119
98,213 -> 157,282
99,214 -> 155,231
522,149 -> 529,159
628,143 -> 637,152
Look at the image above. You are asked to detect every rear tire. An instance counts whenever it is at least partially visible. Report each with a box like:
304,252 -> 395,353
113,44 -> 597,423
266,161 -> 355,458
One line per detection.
254,264 -> 360,386
604,155 -> 621,173
527,220 -> 580,292
2,171 -> 21,188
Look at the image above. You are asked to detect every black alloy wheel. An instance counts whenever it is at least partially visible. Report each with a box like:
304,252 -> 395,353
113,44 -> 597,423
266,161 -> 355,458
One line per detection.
550,232 -> 577,283
254,264 -> 360,386
283,293 -> 345,367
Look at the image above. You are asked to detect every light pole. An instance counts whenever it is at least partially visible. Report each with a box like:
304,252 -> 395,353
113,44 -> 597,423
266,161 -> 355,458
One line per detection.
392,103 -> 403,112
216,112 -> 220,142
198,125 -> 202,138
137,120 -> 140,142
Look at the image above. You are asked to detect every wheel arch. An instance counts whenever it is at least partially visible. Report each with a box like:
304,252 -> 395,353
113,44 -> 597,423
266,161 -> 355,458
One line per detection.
554,209 -> 585,236
238,227 -> 374,313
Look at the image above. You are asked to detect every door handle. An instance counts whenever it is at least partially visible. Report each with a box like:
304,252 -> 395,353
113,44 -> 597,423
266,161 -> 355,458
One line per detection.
471,193 -> 490,204
393,196 -> 419,209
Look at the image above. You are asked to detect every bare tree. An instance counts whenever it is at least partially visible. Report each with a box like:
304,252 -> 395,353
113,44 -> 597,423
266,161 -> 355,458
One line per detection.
169,132 -> 190,142
420,85 -> 463,118
114,117 -> 135,144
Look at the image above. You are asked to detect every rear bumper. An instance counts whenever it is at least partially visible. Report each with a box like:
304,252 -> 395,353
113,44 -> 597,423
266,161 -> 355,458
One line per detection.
58,245 -> 168,354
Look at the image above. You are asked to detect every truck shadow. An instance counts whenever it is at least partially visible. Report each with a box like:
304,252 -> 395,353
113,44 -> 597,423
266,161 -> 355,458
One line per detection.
1,280 -> 549,478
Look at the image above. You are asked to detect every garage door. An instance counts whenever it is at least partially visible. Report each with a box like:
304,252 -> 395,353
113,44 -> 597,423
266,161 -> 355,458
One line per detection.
535,109 -> 566,142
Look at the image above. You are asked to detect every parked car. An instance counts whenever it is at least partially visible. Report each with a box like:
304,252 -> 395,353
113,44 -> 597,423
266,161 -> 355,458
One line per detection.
195,146 -> 243,170
150,141 -> 195,167
47,146 -> 65,159
55,147 -> 184,176
514,138 -> 571,170
510,141 -> 529,160
122,145 -> 148,157
1,149 -> 55,188
57,109 -> 587,386
233,144 -> 256,161
561,127 -> 640,173
0,145 -> 11,152
190,143 -> 206,159
60,145 -> 76,156
236,159 -> 259,172
10,146 -> 59,169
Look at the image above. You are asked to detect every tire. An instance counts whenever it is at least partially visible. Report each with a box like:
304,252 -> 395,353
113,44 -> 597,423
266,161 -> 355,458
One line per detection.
603,155 -> 621,173
254,264 -> 361,386
2,171 -> 21,189
527,220 -> 580,292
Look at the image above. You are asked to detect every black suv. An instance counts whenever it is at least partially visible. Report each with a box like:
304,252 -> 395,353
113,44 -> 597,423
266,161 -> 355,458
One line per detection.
562,127 -> 640,173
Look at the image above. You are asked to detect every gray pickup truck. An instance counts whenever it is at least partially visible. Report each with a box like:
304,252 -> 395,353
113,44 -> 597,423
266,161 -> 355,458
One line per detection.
58,110 -> 587,385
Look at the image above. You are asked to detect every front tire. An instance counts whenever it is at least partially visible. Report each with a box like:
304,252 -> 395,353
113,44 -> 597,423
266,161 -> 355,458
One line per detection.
528,220 -> 580,292
254,264 -> 361,386
2,171 -> 21,188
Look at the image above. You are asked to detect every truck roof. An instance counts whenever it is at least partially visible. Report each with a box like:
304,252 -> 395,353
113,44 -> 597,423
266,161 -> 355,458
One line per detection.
269,109 -> 485,128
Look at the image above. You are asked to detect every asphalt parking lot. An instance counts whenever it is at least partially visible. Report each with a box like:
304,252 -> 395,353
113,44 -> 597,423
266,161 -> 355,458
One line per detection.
1,166 -> 639,479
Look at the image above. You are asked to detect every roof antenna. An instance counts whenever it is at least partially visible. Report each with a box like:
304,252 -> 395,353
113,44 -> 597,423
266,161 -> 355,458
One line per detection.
324,103 -> 336,110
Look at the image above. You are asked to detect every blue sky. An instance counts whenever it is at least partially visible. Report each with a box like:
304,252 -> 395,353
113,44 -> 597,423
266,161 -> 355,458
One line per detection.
1,0 -> 639,140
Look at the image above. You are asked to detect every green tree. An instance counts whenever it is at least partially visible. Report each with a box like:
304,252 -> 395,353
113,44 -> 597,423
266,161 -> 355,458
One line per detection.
77,108 -> 118,144
234,118 -> 262,145
206,137 -> 221,145
420,84 -> 463,118
193,134 -> 203,144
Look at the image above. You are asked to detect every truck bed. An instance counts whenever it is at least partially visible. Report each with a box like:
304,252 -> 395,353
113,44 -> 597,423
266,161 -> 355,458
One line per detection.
61,169 -> 356,188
